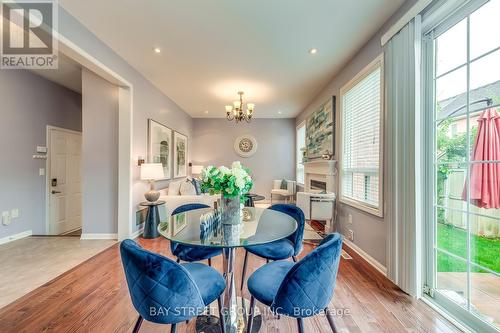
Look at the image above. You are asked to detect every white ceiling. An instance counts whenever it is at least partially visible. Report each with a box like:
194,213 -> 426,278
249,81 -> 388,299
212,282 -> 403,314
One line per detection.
59,0 -> 404,118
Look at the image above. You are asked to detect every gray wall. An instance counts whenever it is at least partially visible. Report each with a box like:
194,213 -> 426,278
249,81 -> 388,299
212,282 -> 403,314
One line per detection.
57,6 -> 194,234
0,70 -> 82,238
192,118 -> 295,198
81,69 -> 118,234
295,0 -> 417,267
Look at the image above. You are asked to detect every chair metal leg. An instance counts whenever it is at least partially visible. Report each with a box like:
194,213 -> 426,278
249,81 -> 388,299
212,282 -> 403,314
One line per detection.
176,258 -> 180,263
240,250 -> 249,290
297,318 -> 304,333
132,315 -> 143,333
218,295 -> 226,333
208,258 -> 212,267
325,308 -> 339,333
266,258 -> 269,264
170,323 -> 177,333
247,296 -> 255,333
292,256 -> 298,262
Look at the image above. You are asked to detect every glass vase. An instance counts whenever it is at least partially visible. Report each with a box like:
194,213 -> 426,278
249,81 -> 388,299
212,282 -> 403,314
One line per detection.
221,194 -> 241,225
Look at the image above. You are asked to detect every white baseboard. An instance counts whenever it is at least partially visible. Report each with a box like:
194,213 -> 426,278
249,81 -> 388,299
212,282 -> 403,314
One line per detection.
0,230 -> 32,245
80,233 -> 118,240
60,227 -> 82,235
342,236 -> 387,276
130,228 -> 143,239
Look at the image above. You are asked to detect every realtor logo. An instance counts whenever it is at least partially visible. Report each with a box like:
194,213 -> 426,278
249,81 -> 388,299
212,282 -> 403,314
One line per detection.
1,0 -> 58,69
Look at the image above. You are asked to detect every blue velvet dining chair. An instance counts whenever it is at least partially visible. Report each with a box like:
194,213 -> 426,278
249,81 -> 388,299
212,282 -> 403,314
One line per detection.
170,203 -> 222,266
240,204 -> 305,290
120,239 -> 226,333
246,233 -> 342,333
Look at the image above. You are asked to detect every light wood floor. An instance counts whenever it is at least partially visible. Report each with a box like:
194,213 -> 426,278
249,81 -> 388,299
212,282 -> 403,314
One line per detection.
0,236 -> 116,308
0,237 -> 461,333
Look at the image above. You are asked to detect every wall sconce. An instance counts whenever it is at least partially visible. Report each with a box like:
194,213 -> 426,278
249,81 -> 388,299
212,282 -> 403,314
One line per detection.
138,156 -> 145,166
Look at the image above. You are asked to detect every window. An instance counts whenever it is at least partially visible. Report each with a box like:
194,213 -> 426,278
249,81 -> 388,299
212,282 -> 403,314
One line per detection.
339,56 -> 383,216
296,122 -> 306,185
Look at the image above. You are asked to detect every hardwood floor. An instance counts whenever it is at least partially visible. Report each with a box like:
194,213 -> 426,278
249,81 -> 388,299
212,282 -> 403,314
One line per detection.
0,237 -> 461,333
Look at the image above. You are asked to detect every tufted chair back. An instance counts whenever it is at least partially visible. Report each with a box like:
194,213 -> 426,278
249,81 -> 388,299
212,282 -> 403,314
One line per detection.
120,239 -> 205,324
269,204 -> 305,256
169,203 -> 210,255
271,233 -> 342,317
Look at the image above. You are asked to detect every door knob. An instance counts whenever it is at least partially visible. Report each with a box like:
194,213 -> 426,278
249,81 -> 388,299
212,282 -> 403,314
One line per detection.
51,190 -> 61,194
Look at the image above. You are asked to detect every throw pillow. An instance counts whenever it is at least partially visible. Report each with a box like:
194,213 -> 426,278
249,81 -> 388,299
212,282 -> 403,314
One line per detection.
280,179 -> 288,190
191,178 -> 202,195
180,180 -> 197,195
167,180 -> 182,196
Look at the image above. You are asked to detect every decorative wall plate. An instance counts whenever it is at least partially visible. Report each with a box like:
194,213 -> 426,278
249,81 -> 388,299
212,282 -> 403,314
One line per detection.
234,135 -> 258,158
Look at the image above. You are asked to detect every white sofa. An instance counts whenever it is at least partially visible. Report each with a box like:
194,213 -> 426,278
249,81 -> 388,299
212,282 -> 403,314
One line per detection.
158,180 -> 218,217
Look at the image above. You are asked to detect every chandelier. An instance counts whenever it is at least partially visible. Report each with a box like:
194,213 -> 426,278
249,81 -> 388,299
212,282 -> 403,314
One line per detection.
225,91 -> 254,123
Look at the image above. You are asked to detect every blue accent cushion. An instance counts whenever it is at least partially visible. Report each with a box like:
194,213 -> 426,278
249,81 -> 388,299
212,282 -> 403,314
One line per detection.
182,263 -> 225,305
120,239 -> 207,324
247,261 -> 294,306
191,178 -> 202,195
170,203 -> 222,262
247,233 -> 343,318
246,238 -> 295,260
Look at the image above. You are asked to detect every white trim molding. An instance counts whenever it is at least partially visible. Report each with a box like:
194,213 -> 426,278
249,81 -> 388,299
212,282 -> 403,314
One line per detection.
0,230 -> 32,245
342,236 -> 387,276
130,228 -> 144,240
80,233 -> 118,240
381,0 -> 433,46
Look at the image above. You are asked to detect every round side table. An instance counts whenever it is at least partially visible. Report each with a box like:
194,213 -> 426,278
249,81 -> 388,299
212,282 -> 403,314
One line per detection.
140,200 -> 165,239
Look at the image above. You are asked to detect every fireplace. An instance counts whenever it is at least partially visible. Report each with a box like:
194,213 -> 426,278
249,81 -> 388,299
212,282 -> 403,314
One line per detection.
303,160 -> 337,193
310,179 -> 327,191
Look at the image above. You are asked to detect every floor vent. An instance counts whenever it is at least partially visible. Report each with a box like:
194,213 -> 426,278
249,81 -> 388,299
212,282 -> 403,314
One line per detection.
341,250 -> 353,260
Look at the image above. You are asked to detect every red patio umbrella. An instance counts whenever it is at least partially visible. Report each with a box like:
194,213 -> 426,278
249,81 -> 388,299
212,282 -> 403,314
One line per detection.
462,108 -> 500,209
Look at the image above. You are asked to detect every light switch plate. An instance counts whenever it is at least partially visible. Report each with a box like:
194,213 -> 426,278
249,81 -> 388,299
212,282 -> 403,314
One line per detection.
348,214 -> 353,224
36,146 -> 47,153
39,168 -> 45,176
2,211 -> 11,226
11,209 -> 19,218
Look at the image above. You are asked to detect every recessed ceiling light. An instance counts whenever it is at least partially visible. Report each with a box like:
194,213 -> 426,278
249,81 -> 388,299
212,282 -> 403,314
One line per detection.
153,47 -> 161,54
278,110 -> 282,114
204,110 -> 209,114
309,48 -> 318,55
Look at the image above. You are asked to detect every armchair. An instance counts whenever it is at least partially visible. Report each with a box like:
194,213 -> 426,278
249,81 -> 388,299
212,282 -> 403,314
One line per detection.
270,179 -> 296,204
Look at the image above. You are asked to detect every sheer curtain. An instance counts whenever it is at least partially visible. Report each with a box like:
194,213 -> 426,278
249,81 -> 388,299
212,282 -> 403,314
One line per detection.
384,16 -> 422,296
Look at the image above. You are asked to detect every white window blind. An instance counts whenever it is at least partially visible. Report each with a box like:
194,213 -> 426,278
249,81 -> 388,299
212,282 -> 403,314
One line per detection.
296,123 -> 306,184
340,61 -> 383,214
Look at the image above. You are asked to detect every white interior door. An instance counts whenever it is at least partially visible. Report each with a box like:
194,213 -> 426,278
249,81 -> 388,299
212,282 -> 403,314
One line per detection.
48,127 -> 82,235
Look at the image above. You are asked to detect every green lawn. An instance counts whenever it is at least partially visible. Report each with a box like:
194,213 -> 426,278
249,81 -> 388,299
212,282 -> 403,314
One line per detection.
437,223 -> 500,273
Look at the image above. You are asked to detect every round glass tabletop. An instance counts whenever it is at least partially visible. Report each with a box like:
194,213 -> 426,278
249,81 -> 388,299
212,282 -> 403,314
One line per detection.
158,207 -> 297,248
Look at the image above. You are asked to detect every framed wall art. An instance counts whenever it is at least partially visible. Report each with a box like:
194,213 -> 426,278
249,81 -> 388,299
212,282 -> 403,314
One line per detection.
148,119 -> 172,180
306,96 -> 336,160
173,131 -> 188,178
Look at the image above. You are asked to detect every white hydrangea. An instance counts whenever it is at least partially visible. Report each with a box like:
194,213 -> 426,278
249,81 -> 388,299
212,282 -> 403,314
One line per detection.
231,161 -> 242,169
218,166 -> 231,176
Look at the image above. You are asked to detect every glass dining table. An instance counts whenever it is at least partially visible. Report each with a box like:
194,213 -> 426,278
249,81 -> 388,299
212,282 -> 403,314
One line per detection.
158,206 -> 297,333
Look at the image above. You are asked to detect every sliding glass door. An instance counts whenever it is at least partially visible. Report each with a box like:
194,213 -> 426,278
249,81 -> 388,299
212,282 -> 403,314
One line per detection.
424,0 -> 500,331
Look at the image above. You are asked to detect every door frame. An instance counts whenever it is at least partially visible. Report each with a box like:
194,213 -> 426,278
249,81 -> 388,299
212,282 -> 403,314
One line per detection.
45,126 -> 83,235
54,33 -> 133,240
421,1 -> 500,332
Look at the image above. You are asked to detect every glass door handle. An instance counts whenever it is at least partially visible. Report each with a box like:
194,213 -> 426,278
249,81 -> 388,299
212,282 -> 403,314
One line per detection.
51,190 -> 61,194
